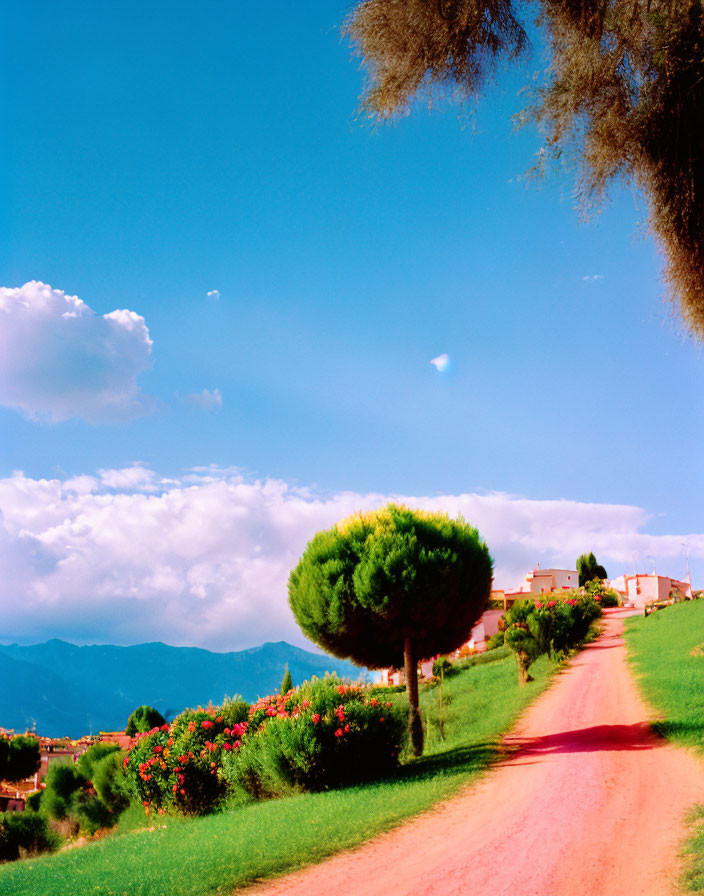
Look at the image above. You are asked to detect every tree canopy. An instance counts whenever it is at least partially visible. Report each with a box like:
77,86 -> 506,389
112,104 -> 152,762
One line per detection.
125,705 -> 166,737
288,503 -> 493,753
0,736 -> 40,783
345,0 -> 704,338
577,552 -> 608,586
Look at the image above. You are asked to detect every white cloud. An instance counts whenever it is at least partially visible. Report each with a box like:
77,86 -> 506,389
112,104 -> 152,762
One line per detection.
0,281 -> 155,423
0,467 -> 702,652
430,353 -> 450,373
582,274 -> 605,281
180,388 -> 223,411
206,290 -> 220,300
98,463 -> 159,492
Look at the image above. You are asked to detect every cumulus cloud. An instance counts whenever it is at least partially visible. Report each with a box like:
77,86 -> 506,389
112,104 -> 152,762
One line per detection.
206,290 -> 220,300
0,467 -> 702,652
180,388 -> 223,411
0,281 -> 155,423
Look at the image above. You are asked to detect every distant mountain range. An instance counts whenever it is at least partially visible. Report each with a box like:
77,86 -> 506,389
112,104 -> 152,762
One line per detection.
0,639 -> 368,739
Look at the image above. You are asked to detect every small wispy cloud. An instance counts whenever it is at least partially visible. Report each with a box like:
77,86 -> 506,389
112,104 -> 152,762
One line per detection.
206,290 -> 220,300
181,388 -> 223,411
582,274 -> 605,282
430,353 -> 450,373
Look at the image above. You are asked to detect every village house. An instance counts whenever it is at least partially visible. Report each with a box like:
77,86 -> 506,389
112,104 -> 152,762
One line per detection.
607,573 -> 692,608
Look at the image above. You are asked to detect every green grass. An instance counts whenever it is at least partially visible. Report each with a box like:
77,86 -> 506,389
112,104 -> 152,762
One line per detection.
624,601 -> 704,893
0,653 -> 555,896
625,601 -> 704,747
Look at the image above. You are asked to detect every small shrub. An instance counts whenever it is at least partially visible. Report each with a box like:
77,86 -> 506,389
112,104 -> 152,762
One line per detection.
485,632 -> 505,651
0,812 -> 59,863
91,751 -> 131,816
432,657 -> 453,678
586,579 -> 620,607
77,743 -> 120,779
42,764 -> 87,822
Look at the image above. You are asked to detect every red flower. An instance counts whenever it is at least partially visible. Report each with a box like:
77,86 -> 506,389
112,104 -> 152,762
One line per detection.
154,745 -> 163,753
344,724 -> 350,734
266,707 -> 277,717
172,784 -> 178,793
201,720 -> 214,729
312,713 -> 320,724
548,600 -> 556,608
535,601 -> 543,609
161,724 -> 169,732
334,728 -> 343,738
223,742 -> 232,751
335,705 -> 345,722
379,717 -> 385,723
188,722 -> 196,732
302,699 -> 311,709
385,702 -> 393,708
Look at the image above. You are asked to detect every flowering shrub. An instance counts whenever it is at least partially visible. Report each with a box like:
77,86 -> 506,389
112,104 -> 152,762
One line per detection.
585,580 -> 620,607
123,698 -> 250,816
502,591 -> 602,684
123,680 -> 406,814
222,675 -> 406,800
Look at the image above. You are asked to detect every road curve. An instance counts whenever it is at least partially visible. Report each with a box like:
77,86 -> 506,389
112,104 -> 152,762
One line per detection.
244,608 -> 704,896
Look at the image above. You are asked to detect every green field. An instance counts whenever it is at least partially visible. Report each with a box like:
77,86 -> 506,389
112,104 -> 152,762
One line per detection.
625,601 -> 704,748
625,601 -> 704,892
0,652 -> 554,896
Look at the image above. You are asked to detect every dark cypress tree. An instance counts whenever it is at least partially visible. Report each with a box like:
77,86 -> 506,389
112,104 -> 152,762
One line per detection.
577,552 -> 608,587
288,504 -> 493,756
280,663 -> 293,695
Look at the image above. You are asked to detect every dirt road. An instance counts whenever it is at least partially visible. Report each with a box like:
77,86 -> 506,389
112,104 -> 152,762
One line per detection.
246,609 -> 704,896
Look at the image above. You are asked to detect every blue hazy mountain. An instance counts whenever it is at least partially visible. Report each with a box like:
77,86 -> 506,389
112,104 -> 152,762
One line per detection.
0,639 -> 368,738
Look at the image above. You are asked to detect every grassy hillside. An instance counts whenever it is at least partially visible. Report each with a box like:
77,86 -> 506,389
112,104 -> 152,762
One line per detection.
1,651 -> 555,896
625,601 -> 704,748
625,601 -> 704,892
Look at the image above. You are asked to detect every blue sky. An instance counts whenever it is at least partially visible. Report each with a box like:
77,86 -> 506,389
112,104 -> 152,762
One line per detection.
1,1 -> 702,649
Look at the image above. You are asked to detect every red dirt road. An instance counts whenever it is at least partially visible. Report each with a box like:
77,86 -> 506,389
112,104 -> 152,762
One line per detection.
246,609 -> 704,896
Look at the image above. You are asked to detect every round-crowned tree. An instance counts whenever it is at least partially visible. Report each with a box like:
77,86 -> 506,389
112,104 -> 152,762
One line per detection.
288,504 -> 493,756
125,705 -> 166,737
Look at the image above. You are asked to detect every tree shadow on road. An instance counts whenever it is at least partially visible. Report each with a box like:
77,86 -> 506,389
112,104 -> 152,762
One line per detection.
500,722 -> 658,757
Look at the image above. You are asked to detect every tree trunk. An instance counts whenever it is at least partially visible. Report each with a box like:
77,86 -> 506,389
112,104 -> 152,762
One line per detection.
517,651 -> 530,686
404,635 -> 424,756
